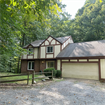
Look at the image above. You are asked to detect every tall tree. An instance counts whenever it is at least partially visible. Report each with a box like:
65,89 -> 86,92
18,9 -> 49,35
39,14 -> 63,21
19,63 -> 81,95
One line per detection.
72,0 -> 105,42
0,0 -> 62,72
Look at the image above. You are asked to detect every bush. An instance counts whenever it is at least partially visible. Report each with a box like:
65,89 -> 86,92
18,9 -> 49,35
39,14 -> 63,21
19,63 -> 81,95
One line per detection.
56,70 -> 61,78
44,68 -> 57,78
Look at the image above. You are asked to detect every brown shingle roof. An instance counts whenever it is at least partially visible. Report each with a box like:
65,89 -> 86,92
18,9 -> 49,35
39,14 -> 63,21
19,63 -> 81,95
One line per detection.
23,40 -> 44,48
55,36 -> 71,43
23,36 -> 72,48
56,40 -> 105,58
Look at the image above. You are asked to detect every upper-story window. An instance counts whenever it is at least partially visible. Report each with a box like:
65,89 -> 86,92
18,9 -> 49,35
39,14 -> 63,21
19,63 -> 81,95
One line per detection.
47,46 -> 53,53
28,48 -> 33,55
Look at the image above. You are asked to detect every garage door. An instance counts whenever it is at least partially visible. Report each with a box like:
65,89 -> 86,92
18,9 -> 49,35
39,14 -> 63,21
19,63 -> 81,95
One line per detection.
62,63 -> 99,80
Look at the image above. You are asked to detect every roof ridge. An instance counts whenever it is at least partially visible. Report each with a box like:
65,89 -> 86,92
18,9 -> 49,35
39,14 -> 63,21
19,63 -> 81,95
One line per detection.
73,39 -> 105,44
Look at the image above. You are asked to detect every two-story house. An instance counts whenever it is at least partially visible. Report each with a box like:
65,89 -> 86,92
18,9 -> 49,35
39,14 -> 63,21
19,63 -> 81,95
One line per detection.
21,35 -> 105,81
21,35 -> 73,72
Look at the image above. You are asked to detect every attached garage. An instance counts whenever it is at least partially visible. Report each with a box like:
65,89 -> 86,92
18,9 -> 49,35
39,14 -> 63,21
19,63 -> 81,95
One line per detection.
56,40 -> 105,81
62,63 -> 99,80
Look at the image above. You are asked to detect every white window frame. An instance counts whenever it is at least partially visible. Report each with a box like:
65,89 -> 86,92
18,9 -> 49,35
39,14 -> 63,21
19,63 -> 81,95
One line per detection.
46,46 -> 53,53
46,61 -> 54,68
27,61 -> 34,70
28,48 -> 33,55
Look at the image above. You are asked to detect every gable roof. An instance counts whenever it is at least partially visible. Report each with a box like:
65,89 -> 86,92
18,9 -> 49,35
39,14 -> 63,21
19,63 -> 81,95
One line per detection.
56,40 -> 105,58
55,36 -> 71,44
23,35 -> 72,48
23,40 -> 44,48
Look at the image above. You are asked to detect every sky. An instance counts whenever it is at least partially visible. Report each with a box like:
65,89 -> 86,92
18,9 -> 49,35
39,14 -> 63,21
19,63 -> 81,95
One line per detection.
62,0 -> 86,19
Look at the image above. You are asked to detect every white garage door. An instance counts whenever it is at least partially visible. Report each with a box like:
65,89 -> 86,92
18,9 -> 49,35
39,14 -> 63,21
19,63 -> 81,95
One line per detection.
62,63 -> 99,80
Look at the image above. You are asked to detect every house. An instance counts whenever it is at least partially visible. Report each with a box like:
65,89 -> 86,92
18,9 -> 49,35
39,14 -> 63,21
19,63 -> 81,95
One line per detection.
21,35 -> 105,81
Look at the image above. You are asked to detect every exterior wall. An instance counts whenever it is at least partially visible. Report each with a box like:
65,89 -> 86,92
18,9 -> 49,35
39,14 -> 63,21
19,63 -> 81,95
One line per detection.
89,59 -> 98,61
34,48 -> 38,58
62,60 -> 69,61
22,54 -> 27,59
79,59 -> 87,61
21,60 -> 40,73
45,40 -> 49,45
40,60 -> 46,72
47,54 -> 53,58
51,40 -> 55,44
40,47 -> 45,58
34,60 -> 40,72
22,47 -> 39,59
100,59 -> 105,79
28,56 -> 33,59
40,36 -> 61,59
21,60 -> 28,73
62,63 -> 99,80
62,37 -> 73,50
55,45 -> 60,57
48,37 -> 53,42
70,59 -> 77,62
57,60 -> 60,70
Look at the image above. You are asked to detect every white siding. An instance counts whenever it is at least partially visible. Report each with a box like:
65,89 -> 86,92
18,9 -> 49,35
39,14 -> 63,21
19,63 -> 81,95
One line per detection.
100,59 -> 105,79
89,59 -> 98,61
22,54 -> 27,59
55,45 -> 60,57
51,40 -> 55,44
47,54 -> 53,58
34,48 -> 38,58
41,47 -> 45,58
79,59 -> 87,61
47,37 -> 53,42
57,60 -> 60,70
45,40 -> 49,45
28,56 -> 33,59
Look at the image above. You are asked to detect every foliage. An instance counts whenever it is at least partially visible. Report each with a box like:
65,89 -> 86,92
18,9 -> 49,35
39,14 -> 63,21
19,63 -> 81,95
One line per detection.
56,70 -> 61,78
0,0 -> 62,72
71,0 -> 105,42
44,68 -> 57,77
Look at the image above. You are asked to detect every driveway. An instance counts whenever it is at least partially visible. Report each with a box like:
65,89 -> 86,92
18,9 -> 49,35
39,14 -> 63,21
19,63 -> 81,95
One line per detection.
0,79 -> 105,105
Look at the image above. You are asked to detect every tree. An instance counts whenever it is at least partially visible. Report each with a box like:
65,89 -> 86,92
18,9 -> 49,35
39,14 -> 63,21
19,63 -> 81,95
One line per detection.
0,0 -> 62,72
71,0 -> 105,42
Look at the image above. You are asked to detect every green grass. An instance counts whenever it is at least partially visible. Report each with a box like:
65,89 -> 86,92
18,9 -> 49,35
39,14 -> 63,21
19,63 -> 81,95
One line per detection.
0,72 -> 46,85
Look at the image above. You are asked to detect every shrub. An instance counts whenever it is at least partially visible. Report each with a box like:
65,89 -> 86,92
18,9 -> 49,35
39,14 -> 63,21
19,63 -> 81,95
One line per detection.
56,70 -> 61,78
44,68 -> 57,78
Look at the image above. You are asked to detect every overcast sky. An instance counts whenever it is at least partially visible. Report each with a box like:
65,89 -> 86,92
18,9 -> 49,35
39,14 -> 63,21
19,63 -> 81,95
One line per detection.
62,0 -> 86,19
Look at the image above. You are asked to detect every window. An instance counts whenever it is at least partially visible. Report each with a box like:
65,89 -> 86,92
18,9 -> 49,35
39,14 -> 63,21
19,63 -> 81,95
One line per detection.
28,61 -> 34,70
47,61 -> 54,68
28,48 -> 33,55
47,46 -> 53,53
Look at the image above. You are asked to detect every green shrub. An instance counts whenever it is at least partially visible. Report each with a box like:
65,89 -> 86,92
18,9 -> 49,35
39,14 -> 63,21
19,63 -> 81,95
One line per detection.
56,70 -> 61,78
44,68 -> 57,78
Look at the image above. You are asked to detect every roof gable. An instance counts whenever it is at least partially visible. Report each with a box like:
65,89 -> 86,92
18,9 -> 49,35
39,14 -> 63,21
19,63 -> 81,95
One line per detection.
40,36 -> 62,46
23,35 -> 73,48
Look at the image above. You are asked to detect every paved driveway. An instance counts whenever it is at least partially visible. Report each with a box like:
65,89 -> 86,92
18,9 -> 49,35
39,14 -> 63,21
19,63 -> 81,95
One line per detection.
0,79 -> 105,105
